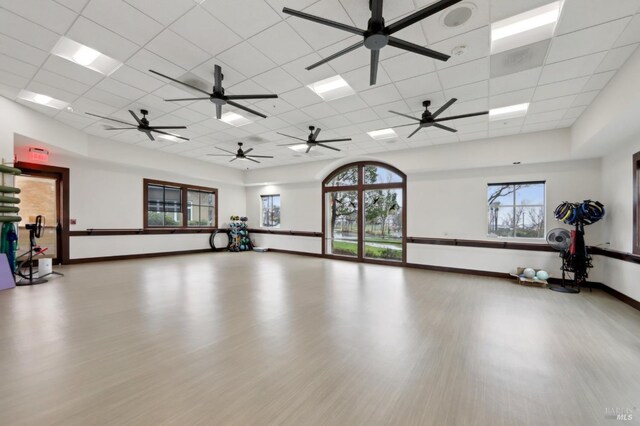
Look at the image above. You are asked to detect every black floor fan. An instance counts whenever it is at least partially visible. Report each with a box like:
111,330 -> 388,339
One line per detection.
15,215 -> 48,286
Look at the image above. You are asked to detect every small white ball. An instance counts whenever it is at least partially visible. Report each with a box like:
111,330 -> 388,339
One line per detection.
523,268 -> 536,279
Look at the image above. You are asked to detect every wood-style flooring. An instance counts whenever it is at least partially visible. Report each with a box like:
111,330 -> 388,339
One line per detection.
0,252 -> 639,425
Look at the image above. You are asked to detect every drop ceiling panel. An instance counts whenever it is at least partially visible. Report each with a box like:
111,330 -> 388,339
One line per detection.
555,0 -> 640,35
538,51 -> 607,85
342,65 -> 391,92
0,9 -> 60,51
582,71 -> 616,92
0,33 -> 48,67
201,0 -> 281,39
444,80 -> 489,102
123,0 -> 195,26
54,0 -> 90,13
251,67 -> 304,94
489,67 -> 541,95
432,26 -> 490,70
532,77 -> 588,101
2,0 -> 76,34
41,55 -> 105,86
595,44 -> 639,73
546,18 -> 630,64
66,17 -> 139,62
26,81 -> 78,103
438,57 -> 489,89
82,0 -> 164,45
0,54 -> 39,80
216,41 -> 277,78
33,69 -> 91,95
286,0 -> 355,50
248,21 -> 313,66
380,52 -> 436,83
395,73 -> 442,98
614,14 -> 640,47
528,94 -> 576,114
110,65 -> 165,93
145,30 -> 210,70
170,7 -> 242,57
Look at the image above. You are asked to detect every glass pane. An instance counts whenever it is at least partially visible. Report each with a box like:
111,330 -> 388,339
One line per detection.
363,165 -> 402,185
487,184 -> 515,207
165,186 -> 181,204
148,185 -> 164,203
187,190 -> 200,204
364,188 -> 402,261
163,212 -> 182,227
200,191 -> 214,206
515,206 -> 545,238
188,204 -> 199,225
199,206 -> 214,226
147,210 -> 164,226
325,191 -> 358,257
495,208 -> 514,237
326,166 -> 358,186
516,183 -> 544,205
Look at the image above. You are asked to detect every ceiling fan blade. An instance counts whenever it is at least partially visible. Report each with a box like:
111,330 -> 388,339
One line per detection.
226,94 -> 278,100
243,148 -> 254,155
150,129 -> 189,141
433,123 -> 457,132
370,0 -> 383,21
104,126 -> 137,130
149,69 -> 212,96
387,0 -> 463,34
215,147 -> 236,155
164,97 -> 210,102
387,37 -> 450,62
317,143 -> 341,151
227,100 -> 267,119
214,64 -> 223,92
306,145 -> 312,154
431,98 -> 457,119
389,110 -> 421,121
276,132 -> 307,141
246,157 -> 260,164
370,49 -> 380,85
129,110 -> 143,126
86,112 -> 136,127
148,126 -> 187,129
215,104 -> 222,120
247,155 -> 274,158
407,126 -> 422,138
434,111 -> 489,122
207,154 -> 235,157
277,142 -> 306,146
144,131 -> 155,141
230,157 -> 238,162
316,138 -> 352,142
283,7 -> 365,36
306,40 -> 365,70
390,123 -> 421,128
312,127 -> 321,140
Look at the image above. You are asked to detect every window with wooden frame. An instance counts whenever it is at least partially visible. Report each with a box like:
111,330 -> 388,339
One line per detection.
634,151 -> 640,255
144,179 -> 217,228
487,181 -> 546,238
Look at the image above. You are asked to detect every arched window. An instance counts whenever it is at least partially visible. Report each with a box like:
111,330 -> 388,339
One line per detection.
322,162 -> 406,263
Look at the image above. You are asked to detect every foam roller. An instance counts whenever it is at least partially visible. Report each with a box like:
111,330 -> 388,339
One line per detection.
0,164 -> 21,175
0,186 -> 20,194
0,196 -> 20,204
0,216 -> 21,222
0,206 -> 19,213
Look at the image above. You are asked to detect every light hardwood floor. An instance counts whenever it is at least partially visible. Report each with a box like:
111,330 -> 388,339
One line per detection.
0,252 -> 639,425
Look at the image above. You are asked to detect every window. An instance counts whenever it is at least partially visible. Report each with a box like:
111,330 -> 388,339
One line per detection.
261,194 -> 280,228
488,181 -> 545,238
144,179 -> 217,228
634,151 -> 640,255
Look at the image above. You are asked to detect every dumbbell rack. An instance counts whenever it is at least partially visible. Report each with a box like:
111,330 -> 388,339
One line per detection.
228,220 -> 252,252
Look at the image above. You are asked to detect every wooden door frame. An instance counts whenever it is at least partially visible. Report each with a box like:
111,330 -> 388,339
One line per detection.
15,162 -> 70,264
321,161 -> 407,265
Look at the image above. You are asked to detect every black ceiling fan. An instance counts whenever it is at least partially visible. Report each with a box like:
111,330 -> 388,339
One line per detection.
389,98 -> 488,137
283,0 -> 461,85
149,65 -> 277,120
207,142 -> 274,164
277,126 -> 351,153
86,109 -> 189,141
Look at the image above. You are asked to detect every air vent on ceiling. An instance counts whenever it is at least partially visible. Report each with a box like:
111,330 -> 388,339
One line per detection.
490,39 -> 550,78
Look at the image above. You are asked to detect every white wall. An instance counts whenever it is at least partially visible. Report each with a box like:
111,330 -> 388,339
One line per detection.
1,97 -> 246,260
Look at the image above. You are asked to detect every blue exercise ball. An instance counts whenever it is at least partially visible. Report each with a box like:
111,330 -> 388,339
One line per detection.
536,270 -> 549,280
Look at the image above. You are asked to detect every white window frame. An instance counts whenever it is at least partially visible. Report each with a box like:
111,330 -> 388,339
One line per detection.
260,194 -> 281,228
487,181 -> 546,239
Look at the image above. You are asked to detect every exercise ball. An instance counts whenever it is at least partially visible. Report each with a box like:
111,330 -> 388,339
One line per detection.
523,268 -> 536,279
536,270 -> 549,281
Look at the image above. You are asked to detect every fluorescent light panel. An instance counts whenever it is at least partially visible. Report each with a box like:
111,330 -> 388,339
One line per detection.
367,128 -> 397,140
489,103 -> 529,120
491,1 -> 562,54
157,134 -> 186,143
307,75 -> 355,101
51,37 -> 122,76
287,144 -> 310,152
18,90 -> 69,109
219,111 -> 252,127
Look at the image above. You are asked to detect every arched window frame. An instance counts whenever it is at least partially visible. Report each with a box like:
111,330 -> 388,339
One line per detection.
322,161 -> 407,264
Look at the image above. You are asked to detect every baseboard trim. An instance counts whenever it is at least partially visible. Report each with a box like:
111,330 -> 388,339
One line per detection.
266,248 -> 324,258
68,249 -> 212,264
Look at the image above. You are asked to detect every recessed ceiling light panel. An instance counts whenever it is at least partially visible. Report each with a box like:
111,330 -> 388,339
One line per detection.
18,90 -> 69,109
491,1 -> 562,54
367,128 -> 397,140
489,103 -> 529,121
307,75 -> 355,101
51,37 -> 122,76
287,144 -> 311,152
219,111 -> 252,127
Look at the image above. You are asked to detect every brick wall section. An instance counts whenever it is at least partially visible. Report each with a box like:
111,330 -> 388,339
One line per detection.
13,176 -> 57,254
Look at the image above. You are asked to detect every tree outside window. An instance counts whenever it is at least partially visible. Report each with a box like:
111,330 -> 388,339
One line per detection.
487,182 -> 545,238
261,195 -> 280,228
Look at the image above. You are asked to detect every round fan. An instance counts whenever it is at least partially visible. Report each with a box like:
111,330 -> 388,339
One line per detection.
546,228 -> 571,251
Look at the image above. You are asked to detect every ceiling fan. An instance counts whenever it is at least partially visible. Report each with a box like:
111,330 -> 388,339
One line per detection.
277,126 -> 351,153
86,109 -> 189,141
389,98 -> 488,137
149,65 -> 278,120
207,142 -> 274,164
283,0 -> 461,85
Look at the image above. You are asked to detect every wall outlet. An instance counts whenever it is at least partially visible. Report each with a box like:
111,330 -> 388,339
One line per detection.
70,218 -> 77,225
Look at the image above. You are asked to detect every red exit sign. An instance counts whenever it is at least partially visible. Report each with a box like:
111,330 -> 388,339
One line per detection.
28,148 -> 49,162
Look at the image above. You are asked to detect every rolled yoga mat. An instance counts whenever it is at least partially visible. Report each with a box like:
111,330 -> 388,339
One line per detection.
0,186 -> 20,194
0,216 -> 21,222
0,164 -> 21,175
0,206 -> 19,213
0,196 -> 20,204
